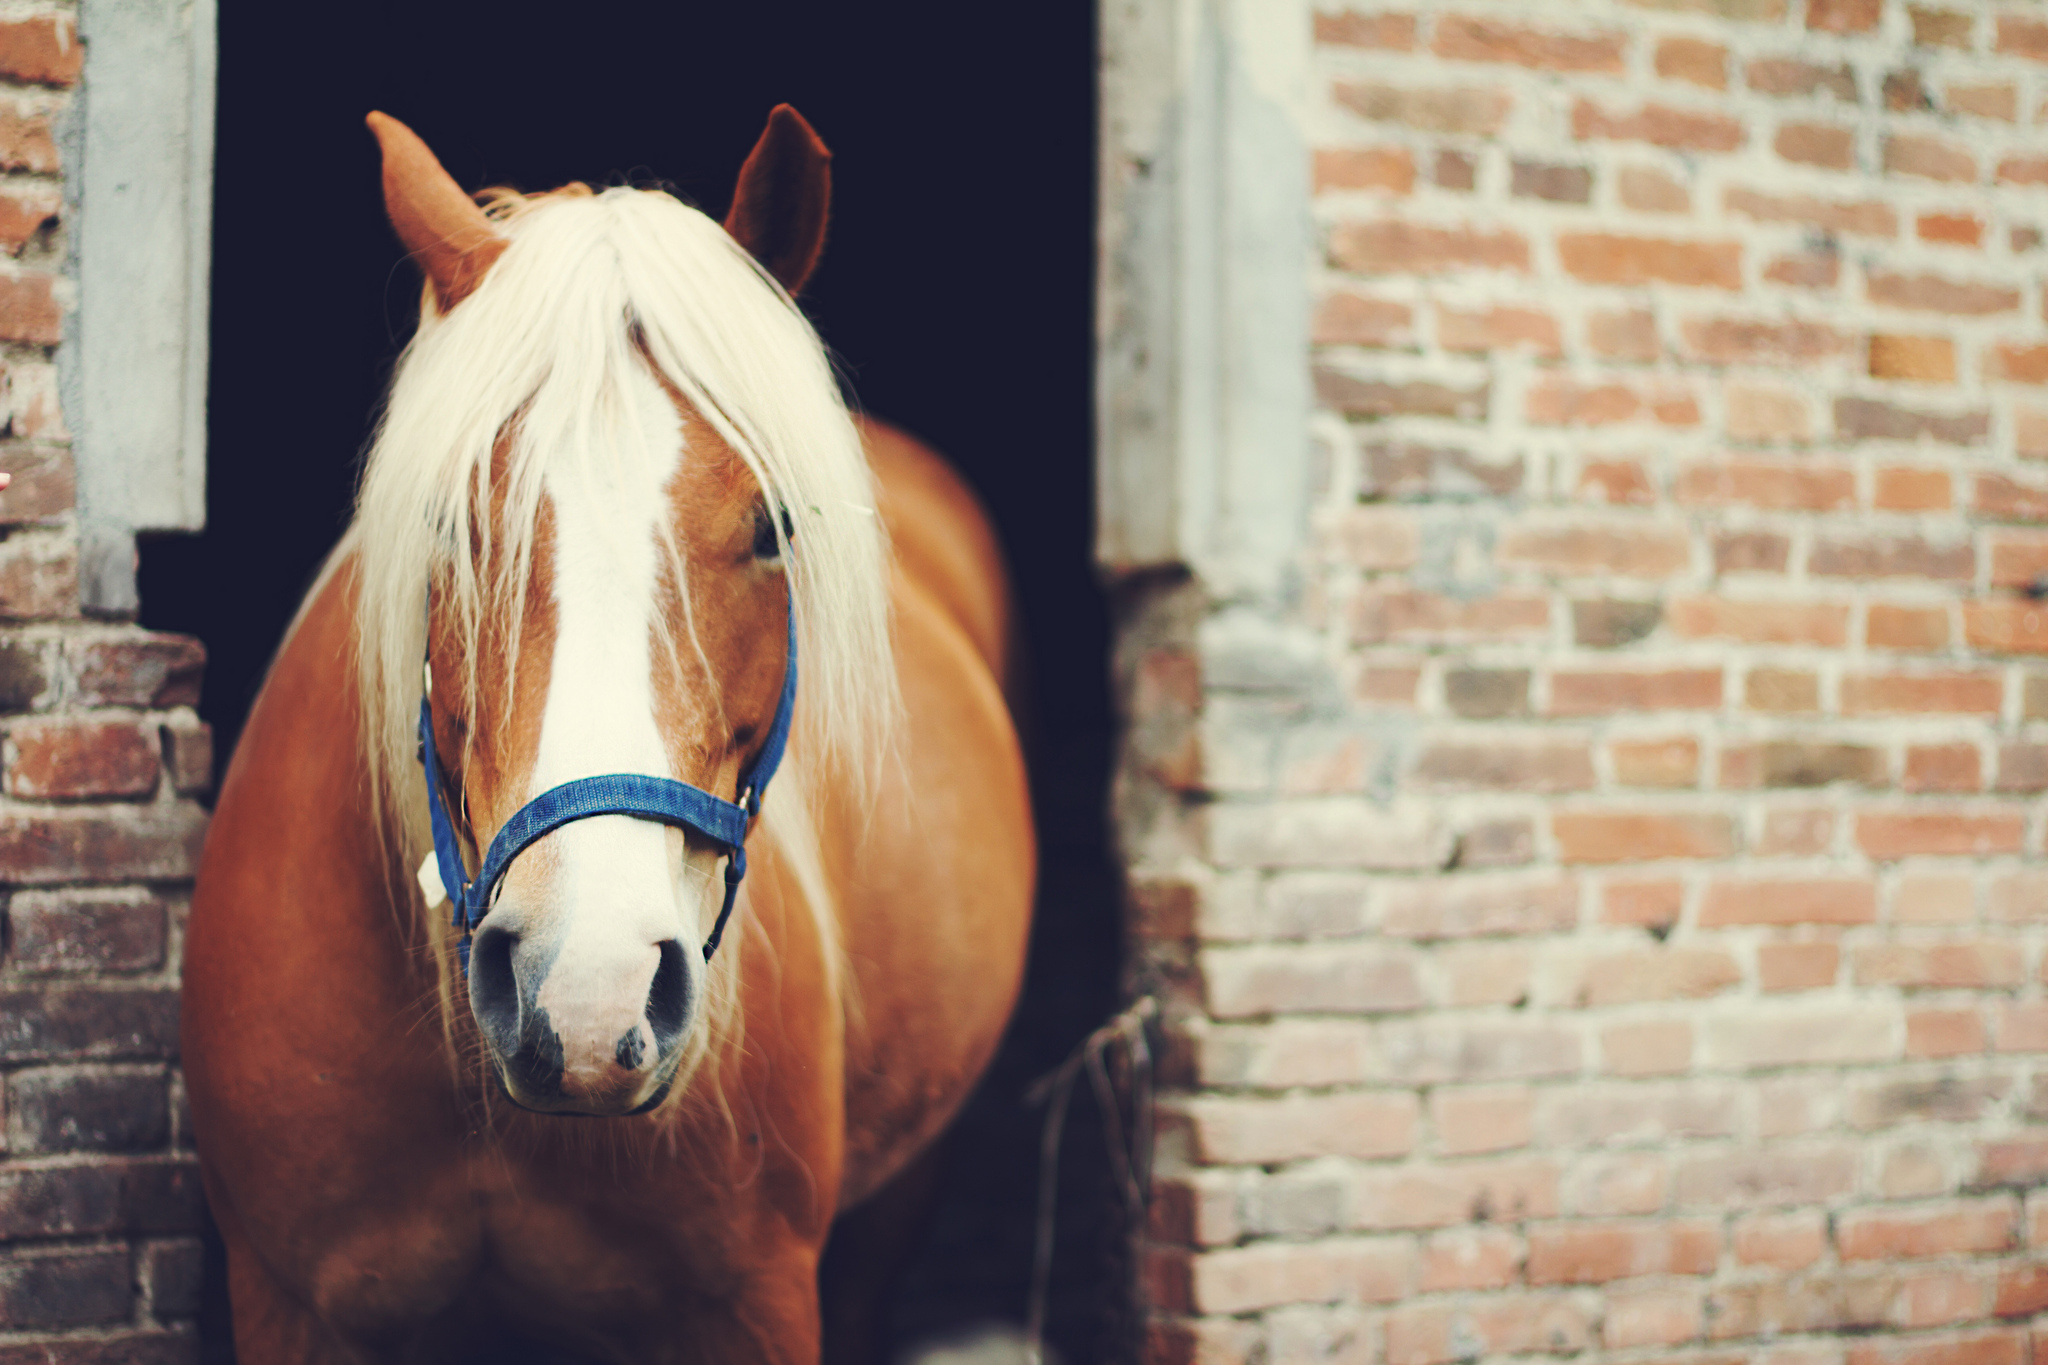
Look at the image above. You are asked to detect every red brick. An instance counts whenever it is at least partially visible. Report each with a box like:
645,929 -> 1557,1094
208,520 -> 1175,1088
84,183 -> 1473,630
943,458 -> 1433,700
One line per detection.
1760,942 -> 1840,991
0,807 -> 207,885
0,15 -> 79,87
1967,601 -> 2048,655
1701,878 -> 1876,926
1606,1284 -> 1704,1348
1352,589 -> 1547,643
1995,1001 -> 2048,1053
1675,1141 -> 1864,1204
1995,1264 -> 2048,1318
1655,36 -> 1727,88
1811,534 -> 1971,581
1868,272 -> 2021,315
1999,14 -> 2048,59
1201,944 -> 1424,1018
1975,472 -> 2048,520
1997,741 -> 2048,792
64,633 -> 206,708
1577,459 -> 1656,505
1525,377 -> 1693,427
1990,532 -> 2048,589
1808,0 -> 1879,30
5,889 -> 169,974
1759,807 -> 1835,854
1418,1228 -> 1520,1292
1432,16 -> 1624,71
1558,233 -> 1741,288
1602,1020 -> 1694,1076
1669,595 -> 1849,646
1173,1091 -> 1418,1164
1997,156 -> 2048,186
1776,121 -> 1855,169
1715,528 -> 1790,572
1378,876 -> 1579,939
1413,739 -> 1596,793
1767,249 -> 1841,288
1735,1209 -> 1828,1268
1314,146 -> 1415,195
1917,212 -> 1984,245
0,100 -> 58,174
1436,304 -> 1560,356
1675,458 -> 1855,510
1911,7 -> 1972,47
5,719 -> 160,800
1949,84 -> 2017,123
1549,668 -> 1721,714
1681,316 -> 1847,363
1726,383 -> 1811,443
1744,669 -> 1821,711
1586,309 -> 1659,361
1873,467 -> 1952,510
1525,1219 -> 1719,1284
1894,873 -> 1974,924
1859,811 -> 2026,859
1857,942 -> 2024,989
1315,368 -> 1488,419
1334,82 -> 1511,135
1721,741 -> 1883,789
1601,878 -> 1682,930
1885,134 -> 1978,183
1511,159 -> 1592,204
2015,404 -> 2048,459
1432,1086 -> 1534,1156
1432,149 -> 1476,190
1618,164 -> 1689,212
1572,100 -> 1744,152
1846,1329 -> 2028,1365
1870,334 -> 1958,382
1315,10 -> 1418,48
1329,219 -> 1529,275
1553,810 -> 1736,863
1747,56 -> 1857,100
1842,672 -> 2001,714
1990,343 -> 2048,384
1611,737 -> 1699,788
1726,186 -> 1898,238
0,269 -> 59,345
1835,396 -> 1989,445
1498,519 -> 1690,576
1351,1157 -> 1562,1229
1903,743 -> 1982,793
1186,1239 -> 1412,1314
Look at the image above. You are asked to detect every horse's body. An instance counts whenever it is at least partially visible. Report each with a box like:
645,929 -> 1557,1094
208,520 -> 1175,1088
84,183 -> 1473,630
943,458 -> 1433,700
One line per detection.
182,112 -> 1034,1364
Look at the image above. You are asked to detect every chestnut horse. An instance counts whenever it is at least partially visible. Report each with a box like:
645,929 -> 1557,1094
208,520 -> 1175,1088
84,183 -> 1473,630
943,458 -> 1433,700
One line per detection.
183,108 -> 1034,1363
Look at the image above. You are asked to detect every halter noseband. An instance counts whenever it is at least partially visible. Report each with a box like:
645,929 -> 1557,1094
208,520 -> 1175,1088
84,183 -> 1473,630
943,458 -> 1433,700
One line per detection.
417,607 -> 797,974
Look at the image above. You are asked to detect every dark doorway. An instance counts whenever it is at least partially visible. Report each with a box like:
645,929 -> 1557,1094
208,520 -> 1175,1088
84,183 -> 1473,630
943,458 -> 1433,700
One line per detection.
148,3 -> 1125,1361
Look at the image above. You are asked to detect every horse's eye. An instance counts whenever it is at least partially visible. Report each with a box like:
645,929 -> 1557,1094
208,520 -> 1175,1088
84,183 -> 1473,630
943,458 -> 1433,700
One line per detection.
753,505 -> 794,561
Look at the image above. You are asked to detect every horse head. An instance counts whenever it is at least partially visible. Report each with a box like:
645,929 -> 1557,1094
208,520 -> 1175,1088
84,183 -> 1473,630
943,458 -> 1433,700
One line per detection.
363,109 -> 871,1117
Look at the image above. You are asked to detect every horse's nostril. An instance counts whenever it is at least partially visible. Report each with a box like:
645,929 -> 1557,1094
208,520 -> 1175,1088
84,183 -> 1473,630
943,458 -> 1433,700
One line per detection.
645,938 -> 691,1054
468,925 -> 522,1057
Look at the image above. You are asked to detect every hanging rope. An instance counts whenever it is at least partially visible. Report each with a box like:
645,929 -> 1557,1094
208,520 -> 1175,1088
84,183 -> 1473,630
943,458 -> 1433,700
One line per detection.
1020,995 -> 1158,1365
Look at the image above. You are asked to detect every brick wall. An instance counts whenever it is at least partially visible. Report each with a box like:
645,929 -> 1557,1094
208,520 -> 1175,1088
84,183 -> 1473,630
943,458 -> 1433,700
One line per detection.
0,7 -> 214,1359
1129,2 -> 2048,1362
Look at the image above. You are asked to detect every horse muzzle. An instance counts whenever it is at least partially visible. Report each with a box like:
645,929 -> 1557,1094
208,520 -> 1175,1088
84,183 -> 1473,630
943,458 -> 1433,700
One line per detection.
467,925 -> 694,1115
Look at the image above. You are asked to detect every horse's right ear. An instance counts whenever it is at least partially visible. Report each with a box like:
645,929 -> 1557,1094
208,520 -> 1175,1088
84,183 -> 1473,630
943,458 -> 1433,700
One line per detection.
366,111 -> 507,312
723,105 -> 832,295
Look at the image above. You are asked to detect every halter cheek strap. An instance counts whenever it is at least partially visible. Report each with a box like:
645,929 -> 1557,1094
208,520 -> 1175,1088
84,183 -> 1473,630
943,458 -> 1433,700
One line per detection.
418,608 -> 796,973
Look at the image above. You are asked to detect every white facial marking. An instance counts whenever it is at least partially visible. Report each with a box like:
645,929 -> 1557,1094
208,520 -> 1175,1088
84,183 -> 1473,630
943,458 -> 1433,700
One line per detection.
518,366 -> 705,1095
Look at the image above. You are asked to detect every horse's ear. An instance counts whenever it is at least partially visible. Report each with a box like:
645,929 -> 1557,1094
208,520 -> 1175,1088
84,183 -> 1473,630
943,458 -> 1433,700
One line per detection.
723,104 -> 831,295
366,111 -> 507,312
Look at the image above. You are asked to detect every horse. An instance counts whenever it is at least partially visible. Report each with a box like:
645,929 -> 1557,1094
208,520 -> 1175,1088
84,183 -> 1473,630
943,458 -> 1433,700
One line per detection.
181,106 -> 1036,1363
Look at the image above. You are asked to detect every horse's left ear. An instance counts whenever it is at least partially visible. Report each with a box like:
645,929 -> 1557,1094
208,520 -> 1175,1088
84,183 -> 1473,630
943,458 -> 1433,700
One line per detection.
366,111 -> 507,312
723,105 -> 831,295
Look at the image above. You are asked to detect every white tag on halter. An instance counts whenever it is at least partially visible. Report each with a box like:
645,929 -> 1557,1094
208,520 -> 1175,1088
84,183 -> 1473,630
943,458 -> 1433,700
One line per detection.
417,852 -> 448,909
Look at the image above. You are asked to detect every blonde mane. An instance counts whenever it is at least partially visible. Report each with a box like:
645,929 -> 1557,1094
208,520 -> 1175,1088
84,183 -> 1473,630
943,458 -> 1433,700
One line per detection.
346,182 -> 895,1099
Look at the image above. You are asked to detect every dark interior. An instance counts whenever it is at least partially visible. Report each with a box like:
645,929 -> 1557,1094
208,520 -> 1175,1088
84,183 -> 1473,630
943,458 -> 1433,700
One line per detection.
147,2 -> 1126,1359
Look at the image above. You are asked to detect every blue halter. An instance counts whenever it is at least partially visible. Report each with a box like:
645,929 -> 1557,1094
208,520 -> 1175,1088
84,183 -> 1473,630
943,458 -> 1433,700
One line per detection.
418,608 -> 797,974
